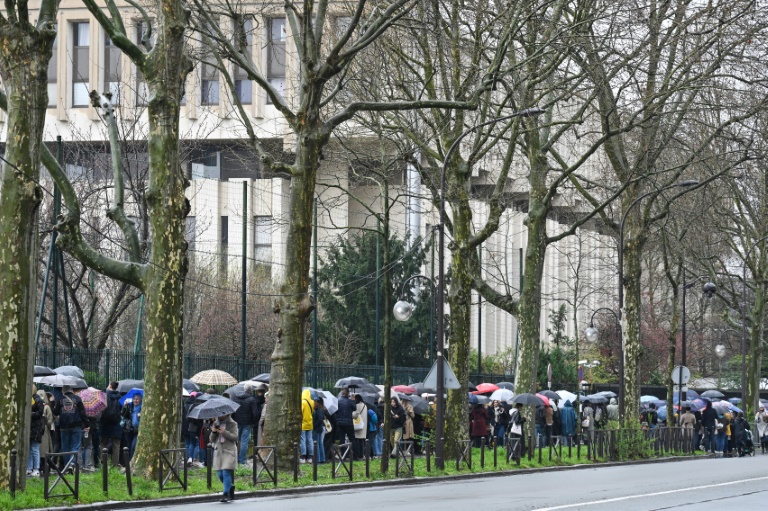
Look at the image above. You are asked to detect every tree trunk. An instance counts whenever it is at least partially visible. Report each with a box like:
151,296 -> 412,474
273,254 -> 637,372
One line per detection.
380,192 -> 391,473
665,286 -> 680,419
747,285 -> 766,416
263,136 -> 322,466
130,11 -> 191,478
621,211 -> 645,426
0,23 -> 54,490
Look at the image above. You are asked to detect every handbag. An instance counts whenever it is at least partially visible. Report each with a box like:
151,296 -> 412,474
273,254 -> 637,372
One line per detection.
353,414 -> 365,431
324,418 -> 332,434
510,422 -> 522,435
581,417 -> 590,428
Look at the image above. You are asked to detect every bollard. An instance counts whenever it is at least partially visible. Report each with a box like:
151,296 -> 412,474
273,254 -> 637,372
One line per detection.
549,439 -> 553,461
538,438 -> 543,464
382,440 -> 389,473
455,444 -> 460,471
123,448 -> 133,496
364,439 -> 370,478
577,433 -> 581,459
101,448 -> 109,494
293,442 -> 299,483
312,441 -> 318,482
10,449 -> 17,498
528,433 -> 534,461
206,443 -> 213,490
568,436 -> 572,458
425,441 -> 431,472
493,440 -> 498,468
480,437 -> 485,468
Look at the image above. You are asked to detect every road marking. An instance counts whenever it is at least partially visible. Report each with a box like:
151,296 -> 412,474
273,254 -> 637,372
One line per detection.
531,475 -> 768,510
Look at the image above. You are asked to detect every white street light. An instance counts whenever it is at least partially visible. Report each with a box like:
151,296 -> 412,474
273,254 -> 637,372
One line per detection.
393,300 -> 414,322
585,326 -> 598,343
715,344 -> 726,359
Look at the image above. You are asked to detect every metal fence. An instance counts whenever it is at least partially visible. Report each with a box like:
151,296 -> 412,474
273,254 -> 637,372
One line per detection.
35,347 -> 507,389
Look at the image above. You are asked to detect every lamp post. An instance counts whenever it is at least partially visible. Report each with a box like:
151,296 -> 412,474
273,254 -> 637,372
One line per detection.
617,179 -> 698,422
678,274 -> 716,424
740,234 -> 768,413
393,274 -> 436,359
404,106 -> 545,470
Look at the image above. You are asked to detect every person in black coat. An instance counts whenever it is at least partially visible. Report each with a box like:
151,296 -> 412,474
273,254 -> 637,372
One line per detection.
390,397 -> 406,456
28,387 -> 45,476
732,412 -> 748,456
336,388 -> 356,446
701,400 -> 718,453
100,382 -> 123,467
231,383 -> 260,464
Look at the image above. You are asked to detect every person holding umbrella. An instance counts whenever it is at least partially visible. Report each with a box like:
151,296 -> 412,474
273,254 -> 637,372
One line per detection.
121,393 -> 142,460
210,413 -> 238,502
508,403 -> 527,455
560,400 -> 577,446
54,384 -> 88,471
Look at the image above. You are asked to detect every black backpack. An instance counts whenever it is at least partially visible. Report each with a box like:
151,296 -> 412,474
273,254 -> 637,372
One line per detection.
103,394 -> 121,423
59,395 -> 81,428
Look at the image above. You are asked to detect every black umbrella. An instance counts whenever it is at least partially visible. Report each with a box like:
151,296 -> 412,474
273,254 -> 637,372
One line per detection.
35,374 -> 88,389
538,390 -> 560,400
183,379 -> 201,393
467,382 -> 478,392
55,365 -> 84,378
334,376 -> 370,389
34,365 -> 56,377
251,373 -> 270,383
224,384 -> 246,397
357,382 -> 381,394
597,390 -> 617,398
411,382 -> 435,395
117,379 -> 144,393
510,393 -> 546,406
585,394 -> 608,404
187,398 -> 240,420
405,394 -> 430,415
701,390 -> 725,399
192,393 -> 227,404
495,382 -> 514,391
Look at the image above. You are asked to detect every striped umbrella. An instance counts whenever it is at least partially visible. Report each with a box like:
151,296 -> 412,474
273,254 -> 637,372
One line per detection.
190,369 -> 238,387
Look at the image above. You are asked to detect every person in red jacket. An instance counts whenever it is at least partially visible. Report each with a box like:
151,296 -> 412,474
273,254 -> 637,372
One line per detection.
470,404 -> 488,448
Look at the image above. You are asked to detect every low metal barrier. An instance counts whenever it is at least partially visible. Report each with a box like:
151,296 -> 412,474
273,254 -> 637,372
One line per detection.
43,451 -> 79,500
158,448 -> 187,492
252,446 -> 278,487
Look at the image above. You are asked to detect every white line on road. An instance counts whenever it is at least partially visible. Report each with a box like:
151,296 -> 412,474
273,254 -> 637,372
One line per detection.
531,475 -> 768,511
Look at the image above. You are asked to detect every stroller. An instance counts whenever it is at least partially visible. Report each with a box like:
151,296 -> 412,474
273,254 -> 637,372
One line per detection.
741,430 -> 755,457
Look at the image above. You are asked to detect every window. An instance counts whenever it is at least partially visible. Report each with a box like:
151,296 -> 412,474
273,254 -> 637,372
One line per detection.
136,22 -> 149,106
105,33 -> 121,103
266,18 -> 286,104
201,25 -> 219,106
47,35 -> 57,107
234,19 -> 253,105
72,22 -> 90,107
253,216 -> 272,263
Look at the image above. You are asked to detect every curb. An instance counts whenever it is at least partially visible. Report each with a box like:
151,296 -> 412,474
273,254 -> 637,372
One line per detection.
37,454 -> 702,511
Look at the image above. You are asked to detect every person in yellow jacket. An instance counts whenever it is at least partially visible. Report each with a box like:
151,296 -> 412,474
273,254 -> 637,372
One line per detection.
300,389 -> 314,463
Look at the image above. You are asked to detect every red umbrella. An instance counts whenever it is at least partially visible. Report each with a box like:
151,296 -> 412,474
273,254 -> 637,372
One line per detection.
536,393 -> 553,407
392,385 -> 416,394
473,383 -> 500,394
78,387 -> 107,418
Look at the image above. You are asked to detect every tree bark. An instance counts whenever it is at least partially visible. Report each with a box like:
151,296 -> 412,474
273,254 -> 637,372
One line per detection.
0,17 -> 56,490
747,285 -> 766,416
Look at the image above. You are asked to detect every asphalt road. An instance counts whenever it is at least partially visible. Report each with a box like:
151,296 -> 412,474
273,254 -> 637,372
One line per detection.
132,455 -> 768,511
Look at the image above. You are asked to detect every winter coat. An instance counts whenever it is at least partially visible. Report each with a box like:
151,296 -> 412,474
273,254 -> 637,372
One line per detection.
560,400 -> 577,437
391,403 -> 406,429
582,405 -> 595,432
756,411 -> 768,438
37,390 -> 53,458
101,390 -> 124,439
301,389 -> 314,431
681,412 -> 696,429
492,405 -> 510,426
336,396 -> 355,427
121,401 -> 141,433
30,393 -> 45,443
470,406 -> 488,437
353,401 -> 368,439
402,402 -> 415,440
701,405 -> 718,429
313,407 -> 325,434
210,416 -> 239,471
232,391 -> 259,427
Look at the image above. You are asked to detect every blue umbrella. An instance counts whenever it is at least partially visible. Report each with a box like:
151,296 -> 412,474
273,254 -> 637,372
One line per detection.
640,395 -> 659,403
468,393 -> 490,405
658,406 -> 667,421
120,388 -> 144,405
728,397 -> 742,405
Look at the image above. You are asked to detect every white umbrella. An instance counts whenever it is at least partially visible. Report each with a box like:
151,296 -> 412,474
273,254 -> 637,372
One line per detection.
321,390 -> 338,415
556,390 -> 578,407
489,388 -> 514,402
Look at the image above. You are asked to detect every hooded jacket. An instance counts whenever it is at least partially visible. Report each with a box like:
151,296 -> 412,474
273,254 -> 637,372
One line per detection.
560,400 -> 577,436
232,389 -> 259,426
301,389 -> 314,431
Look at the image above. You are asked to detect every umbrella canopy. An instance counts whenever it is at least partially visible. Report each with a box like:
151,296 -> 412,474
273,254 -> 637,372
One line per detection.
468,393 -> 490,405
713,400 -> 742,413
334,376 -> 371,389
54,365 -> 84,378
640,395 -> 659,403
536,393 -> 556,406
510,393 -> 547,406
303,387 -> 323,400
728,397 -> 742,405
182,387 -> 190,397
556,390 -> 578,406
410,382 -> 435,395
35,374 -> 87,389
34,365 -> 56,377
224,383 -> 245,397
392,385 -> 416,394
187,397 -> 240,420
192,393 -> 227,404
357,382 -> 382,394
658,405 -> 668,422
539,390 -> 560,400
321,390 -> 338,415
489,389 -> 514,402
405,394 -> 429,415
584,394 -> 608,404
467,382 -> 478,392
597,390 -> 617,398
474,383 -> 500,394
119,388 -> 144,406
78,387 -> 107,418
183,379 -> 201,393
495,382 -> 514,391
117,379 -> 144,393
701,390 -> 725,399
190,369 -> 238,387
251,373 -> 270,383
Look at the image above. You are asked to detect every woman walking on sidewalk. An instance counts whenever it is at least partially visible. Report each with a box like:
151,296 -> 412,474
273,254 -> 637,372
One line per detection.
211,414 -> 238,502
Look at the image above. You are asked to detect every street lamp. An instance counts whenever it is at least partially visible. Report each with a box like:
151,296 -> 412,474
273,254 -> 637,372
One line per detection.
584,307 -> 620,394
740,234 -> 768,413
393,274 -> 435,355
678,274 -> 716,424
617,179 -> 698,422
425,106 -> 545,470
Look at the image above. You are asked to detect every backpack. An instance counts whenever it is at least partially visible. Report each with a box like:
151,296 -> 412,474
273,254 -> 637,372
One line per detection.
58,395 -> 81,428
368,408 -> 378,432
103,394 -> 121,424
